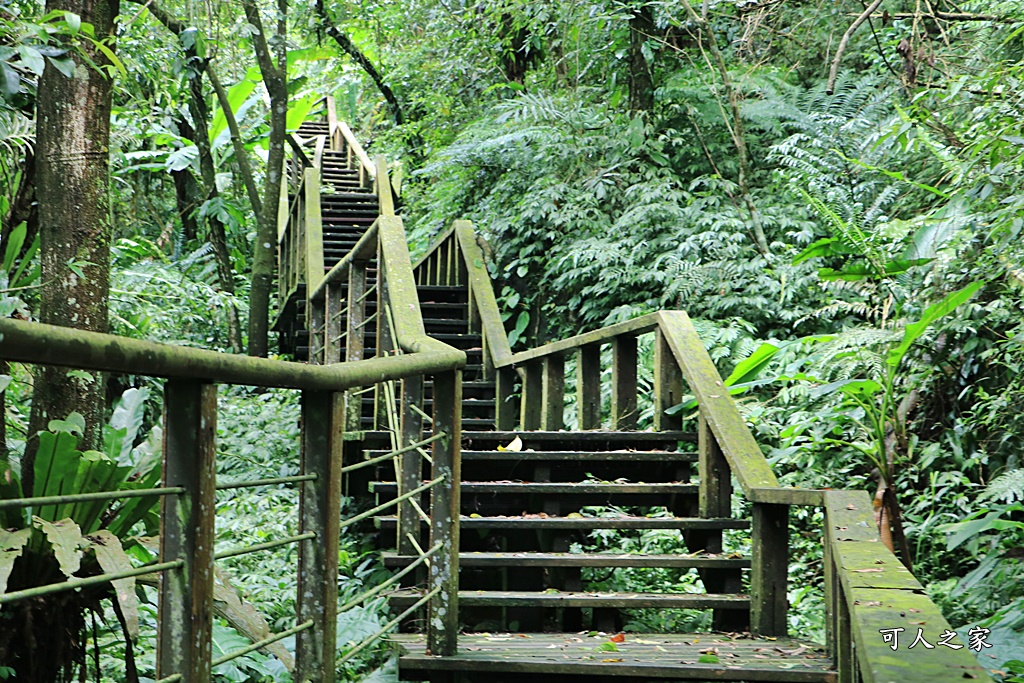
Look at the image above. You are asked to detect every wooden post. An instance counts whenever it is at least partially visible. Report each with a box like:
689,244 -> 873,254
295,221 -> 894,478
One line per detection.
495,367 -> 518,431
836,582 -> 855,683
577,343 -> 601,430
375,263 -> 396,432
698,412 -> 731,520
345,261 -> 367,431
428,369 -> 462,657
611,336 -> 637,430
398,374 -> 424,555
751,503 -> 789,636
308,298 -> 325,366
157,381 -> 216,683
541,354 -> 565,431
324,281 -> 344,365
521,362 -> 542,430
295,391 -> 344,682
654,329 -> 683,431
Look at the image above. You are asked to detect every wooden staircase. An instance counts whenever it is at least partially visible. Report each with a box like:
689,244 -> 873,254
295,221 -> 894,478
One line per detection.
273,103 -> 995,683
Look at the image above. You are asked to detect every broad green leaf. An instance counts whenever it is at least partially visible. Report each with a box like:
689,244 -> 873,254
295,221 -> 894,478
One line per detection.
10,233 -> 40,288
16,45 -> 45,76
88,530 -> 138,639
108,387 -> 149,464
724,342 -> 779,386
106,466 -> 162,538
166,145 -> 199,172
791,237 -> 854,265
209,78 -> 257,142
286,95 -> 317,133
90,38 -> 126,78
0,63 -> 20,99
64,11 -> 81,34
48,411 -> 85,436
32,517 -> 86,578
3,222 -> 26,272
818,258 -> 932,282
47,56 -> 76,79
809,378 -> 881,400
887,281 -> 984,368
66,450 -> 124,533
33,430 -> 81,519
0,528 -> 31,595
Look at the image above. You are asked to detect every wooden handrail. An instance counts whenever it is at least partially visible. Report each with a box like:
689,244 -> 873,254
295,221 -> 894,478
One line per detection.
334,119 -> 376,180
452,220 -> 513,366
824,490 -> 991,681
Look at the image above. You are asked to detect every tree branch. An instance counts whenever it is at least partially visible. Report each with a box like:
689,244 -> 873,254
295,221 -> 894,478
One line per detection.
827,0 -> 885,95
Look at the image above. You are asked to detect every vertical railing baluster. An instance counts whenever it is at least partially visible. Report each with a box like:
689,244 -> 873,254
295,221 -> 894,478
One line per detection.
427,369 -> 462,657
398,373 -> 424,556
751,503 -> 789,636
611,335 -> 638,429
324,282 -> 343,365
345,260 -> 367,431
654,329 -> 684,431
295,391 -> 344,682
577,343 -> 601,430
521,362 -> 542,430
309,297 -> 325,366
541,354 -> 565,431
375,264 -> 396,433
495,367 -> 518,430
697,413 -> 743,631
157,381 -> 216,682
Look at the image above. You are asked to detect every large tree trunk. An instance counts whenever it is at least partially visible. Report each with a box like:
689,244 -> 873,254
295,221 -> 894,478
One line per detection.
628,4 -> 655,111
24,0 -> 119,494
241,0 -> 288,358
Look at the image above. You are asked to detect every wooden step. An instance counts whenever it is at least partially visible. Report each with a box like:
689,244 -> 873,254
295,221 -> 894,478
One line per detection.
460,450 -> 696,462
370,482 -> 697,495
390,632 -> 837,683
389,589 -> 749,610
374,515 -> 748,531
383,551 -> 750,569
462,431 -> 697,449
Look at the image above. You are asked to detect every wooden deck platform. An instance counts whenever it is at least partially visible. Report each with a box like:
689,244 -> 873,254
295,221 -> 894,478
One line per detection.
389,632 -> 837,682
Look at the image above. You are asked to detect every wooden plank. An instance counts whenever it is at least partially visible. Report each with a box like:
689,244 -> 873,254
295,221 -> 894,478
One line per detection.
428,369 -> 462,657
749,487 -> 825,506
295,391 -> 344,683
654,329 -> 684,431
577,343 -> 602,429
375,515 -> 750,530
391,632 -> 835,682
751,503 -> 789,637
462,430 -> 695,444
392,590 -> 750,609
384,552 -> 750,569
157,381 -> 216,682
611,336 -> 638,430
657,311 -> 779,493
541,354 -> 565,431
460,450 -> 696,461
373,482 -> 697,495
521,362 -> 542,430
501,314 -> 660,368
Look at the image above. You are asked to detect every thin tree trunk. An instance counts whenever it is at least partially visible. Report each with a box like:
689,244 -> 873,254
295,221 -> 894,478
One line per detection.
675,0 -> 770,256
131,0 -> 245,352
315,4 -> 405,127
24,0 -> 118,522
208,64 -> 263,217
186,69 -> 245,353
240,0 -> 288,358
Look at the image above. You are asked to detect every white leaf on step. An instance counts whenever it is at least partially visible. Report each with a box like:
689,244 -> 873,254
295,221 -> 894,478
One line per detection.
497,436 -> 523,452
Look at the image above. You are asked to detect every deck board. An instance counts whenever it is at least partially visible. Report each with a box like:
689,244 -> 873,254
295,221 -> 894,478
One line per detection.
390,632 -> 836,681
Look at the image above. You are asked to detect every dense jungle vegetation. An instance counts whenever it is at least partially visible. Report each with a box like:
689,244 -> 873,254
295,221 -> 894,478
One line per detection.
0,0 -> 1022,678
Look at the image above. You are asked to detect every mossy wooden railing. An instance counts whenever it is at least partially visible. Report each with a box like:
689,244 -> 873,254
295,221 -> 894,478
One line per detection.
276,106 -> 464,657
460,305 -> 992,682
413,222 -> 991,678
0,308 -> 465,681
